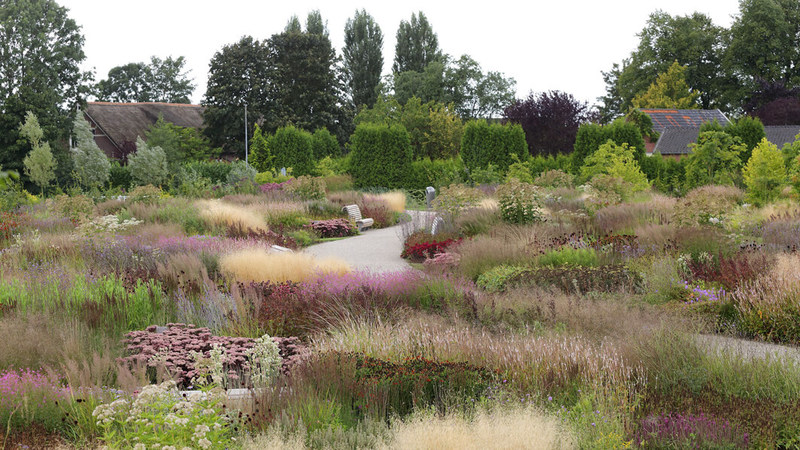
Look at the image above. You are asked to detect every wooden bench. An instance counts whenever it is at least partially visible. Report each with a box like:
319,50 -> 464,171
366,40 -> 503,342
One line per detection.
342,204 -> 374,232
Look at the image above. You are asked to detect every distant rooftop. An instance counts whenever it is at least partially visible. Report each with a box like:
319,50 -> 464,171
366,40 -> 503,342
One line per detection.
639,108 -> 730,133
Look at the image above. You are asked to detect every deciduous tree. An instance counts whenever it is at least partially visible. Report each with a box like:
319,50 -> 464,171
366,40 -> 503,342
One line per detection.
632,62 -> 700,109
96,56 -> 194,103
504,91 -> 593,156
0,0 -> 90,182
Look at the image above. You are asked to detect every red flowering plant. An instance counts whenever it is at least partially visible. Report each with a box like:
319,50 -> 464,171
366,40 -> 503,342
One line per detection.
0,211 -> 26,244
401,230 -> 462,262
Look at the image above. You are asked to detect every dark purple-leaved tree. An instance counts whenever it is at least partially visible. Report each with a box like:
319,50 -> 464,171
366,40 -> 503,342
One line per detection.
503,91 -> 595,157
743,79 -> 800,126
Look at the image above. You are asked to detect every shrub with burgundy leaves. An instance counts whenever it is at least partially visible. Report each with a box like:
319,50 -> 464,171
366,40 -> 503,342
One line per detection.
118,323 -> 306,388
307,219 -> 355,238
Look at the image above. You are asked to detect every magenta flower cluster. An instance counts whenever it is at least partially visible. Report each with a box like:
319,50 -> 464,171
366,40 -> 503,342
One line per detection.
0,369 -> 69,411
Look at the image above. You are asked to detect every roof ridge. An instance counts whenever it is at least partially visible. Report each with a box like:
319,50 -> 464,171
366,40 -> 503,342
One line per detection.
88,101 -> 202,108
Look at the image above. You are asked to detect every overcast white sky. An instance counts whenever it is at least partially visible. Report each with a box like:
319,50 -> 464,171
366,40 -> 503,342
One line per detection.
60,0 -> 740,106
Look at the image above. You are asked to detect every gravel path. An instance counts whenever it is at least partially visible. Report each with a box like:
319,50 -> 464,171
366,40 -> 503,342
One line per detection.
304,221 -> 411,273
696,334 -> 800,363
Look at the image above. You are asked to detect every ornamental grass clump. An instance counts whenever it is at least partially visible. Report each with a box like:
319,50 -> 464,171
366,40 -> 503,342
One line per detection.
730,253 -> 800,344
220,249 -> 350,283
365,191 -> 406,213
197,199 -> 268,233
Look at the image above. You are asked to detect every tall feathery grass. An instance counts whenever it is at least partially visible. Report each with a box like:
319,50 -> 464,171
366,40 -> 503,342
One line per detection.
366,191 -> 407,213
197,199 -> 268,232
386,407 -> 574,450
220,249 -> 351,283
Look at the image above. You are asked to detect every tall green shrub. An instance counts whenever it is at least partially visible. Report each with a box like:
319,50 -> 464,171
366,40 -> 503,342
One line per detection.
128,137 -> 169,187
311,128 -> 340,160
726,116 -> 766,162
684,131 -> 745,190
743,138 -> 786,204
249,124 -> 273,173
72,114 -> 110,189
349,123 -> 413,188
461,121 -> 526,173
19,112 -> 56,195
573,119 -> 645,171
270,125 -> 314,176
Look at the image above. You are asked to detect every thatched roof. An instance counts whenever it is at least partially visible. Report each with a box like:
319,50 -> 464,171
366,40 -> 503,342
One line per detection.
85,102 -> 205,149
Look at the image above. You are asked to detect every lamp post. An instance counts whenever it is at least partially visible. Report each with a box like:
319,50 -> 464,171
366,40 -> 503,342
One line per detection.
244,101 -> 249,165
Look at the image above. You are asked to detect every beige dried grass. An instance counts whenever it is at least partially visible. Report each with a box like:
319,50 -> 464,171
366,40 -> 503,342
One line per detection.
220,249 -> 351,283
366,191 -> 407,213
197,199 -> 268,232
385,407 -> 573,450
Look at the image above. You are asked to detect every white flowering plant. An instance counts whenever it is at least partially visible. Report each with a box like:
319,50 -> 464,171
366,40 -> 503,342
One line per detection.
495,179 -> 543,224
92,380 -> 239,449
80,214 -> 143,235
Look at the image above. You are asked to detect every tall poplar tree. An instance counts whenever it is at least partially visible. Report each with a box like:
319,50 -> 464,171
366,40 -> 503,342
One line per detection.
343,9 -> 384,109
392,12 -> 442,74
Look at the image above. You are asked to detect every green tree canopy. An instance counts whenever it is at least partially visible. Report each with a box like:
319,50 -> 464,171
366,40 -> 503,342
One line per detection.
343,9 -> 384,110
202,36 -> 273,157
632,62 -> 700,109
96,56 -> 195,103
394,56 -> 516,119
727,0 -> 800,90
0,0 -> 90,183
392,12 -> 442,73
600,11 -> 727,116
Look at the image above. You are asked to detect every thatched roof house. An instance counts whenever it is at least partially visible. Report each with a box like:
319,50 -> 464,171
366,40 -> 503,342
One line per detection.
83,102 -> 205,159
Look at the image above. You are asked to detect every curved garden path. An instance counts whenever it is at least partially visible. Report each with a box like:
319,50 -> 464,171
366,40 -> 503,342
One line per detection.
304,213 -> 800,363
303,220 -> 411,273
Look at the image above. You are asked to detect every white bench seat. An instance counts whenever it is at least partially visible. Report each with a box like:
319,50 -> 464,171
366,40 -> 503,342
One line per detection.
343,204 -> 374,231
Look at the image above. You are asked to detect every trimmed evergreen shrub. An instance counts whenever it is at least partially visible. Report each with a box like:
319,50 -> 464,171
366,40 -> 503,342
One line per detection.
311,128 -> 340,159
270,125 -> 314,176
573,119 -> 645,170
349,123 -> 413,189
461,120 -> 527,173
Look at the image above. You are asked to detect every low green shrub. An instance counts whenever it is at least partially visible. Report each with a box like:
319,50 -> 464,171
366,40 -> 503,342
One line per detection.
538,247 -> 599,267
476,265 -> 527,292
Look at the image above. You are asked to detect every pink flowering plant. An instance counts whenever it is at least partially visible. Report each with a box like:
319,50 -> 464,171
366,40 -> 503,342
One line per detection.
0,369 -> 70,434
